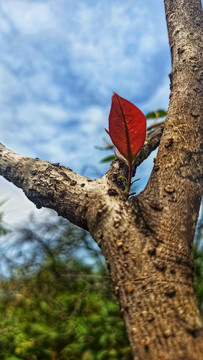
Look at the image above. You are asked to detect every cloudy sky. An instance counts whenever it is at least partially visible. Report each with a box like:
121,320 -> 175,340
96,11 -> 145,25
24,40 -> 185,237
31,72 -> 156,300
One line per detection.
0,0 -> 171,225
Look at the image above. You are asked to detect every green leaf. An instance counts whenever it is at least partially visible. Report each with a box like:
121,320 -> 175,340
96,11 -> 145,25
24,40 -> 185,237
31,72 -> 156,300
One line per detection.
100,155 -> 116,163
146,109 -> 167,119
82,350 -> 94,360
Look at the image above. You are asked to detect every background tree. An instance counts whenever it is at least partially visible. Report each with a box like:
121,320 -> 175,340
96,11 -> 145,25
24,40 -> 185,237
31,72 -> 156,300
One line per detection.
0,0 -> 202,359
193,212 -> 203,317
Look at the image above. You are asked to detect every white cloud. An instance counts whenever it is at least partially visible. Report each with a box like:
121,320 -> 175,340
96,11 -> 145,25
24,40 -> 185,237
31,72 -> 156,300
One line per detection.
0,177 -> 49,226
0,0 -> 171,223
0,66 -> 20,103
144,78 -> 170,113
1,1 -> 59,35
59,0 -> 169,100
27,71 -> 63,102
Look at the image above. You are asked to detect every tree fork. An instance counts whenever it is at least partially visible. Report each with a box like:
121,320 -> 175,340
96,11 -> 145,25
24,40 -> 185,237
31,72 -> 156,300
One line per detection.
0,0 -> 203,359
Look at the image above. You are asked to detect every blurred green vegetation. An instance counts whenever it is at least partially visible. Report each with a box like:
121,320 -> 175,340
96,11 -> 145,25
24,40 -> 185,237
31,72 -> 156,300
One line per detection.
145,109 -> 167,119
0,214 -> 132,360
193,213 -> 203,317
0,201 -> 202,360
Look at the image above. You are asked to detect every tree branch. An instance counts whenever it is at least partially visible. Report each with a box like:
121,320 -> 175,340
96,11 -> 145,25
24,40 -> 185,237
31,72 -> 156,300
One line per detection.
0,122 -> 164,225
147,120 -> 165,131
135,124 -> 164,168
0,143 -> 95,229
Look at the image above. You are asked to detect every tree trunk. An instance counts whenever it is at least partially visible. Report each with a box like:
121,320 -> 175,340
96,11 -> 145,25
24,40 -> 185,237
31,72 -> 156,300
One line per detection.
0,0 -> 202,359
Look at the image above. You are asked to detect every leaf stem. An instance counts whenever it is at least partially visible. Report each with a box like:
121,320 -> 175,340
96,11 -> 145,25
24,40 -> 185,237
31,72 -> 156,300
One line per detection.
126,162 -> 133,194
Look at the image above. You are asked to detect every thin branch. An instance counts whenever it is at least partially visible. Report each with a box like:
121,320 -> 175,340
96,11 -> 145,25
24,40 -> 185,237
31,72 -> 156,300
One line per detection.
134,123 -> 164,168
147,120 -> 165,131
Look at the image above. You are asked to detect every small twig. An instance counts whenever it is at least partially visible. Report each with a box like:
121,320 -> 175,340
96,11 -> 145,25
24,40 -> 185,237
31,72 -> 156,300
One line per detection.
147,120 -> 165,131
134,123 -> 164,169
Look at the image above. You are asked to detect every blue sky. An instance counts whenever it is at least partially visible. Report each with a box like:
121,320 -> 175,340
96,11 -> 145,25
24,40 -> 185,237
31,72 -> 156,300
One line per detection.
0,0 -> 171,225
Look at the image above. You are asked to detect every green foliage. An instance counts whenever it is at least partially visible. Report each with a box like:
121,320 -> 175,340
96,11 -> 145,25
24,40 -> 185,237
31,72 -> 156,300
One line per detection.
100,155 -> 116,163
0,204 -> 202,359
0,201 -> 9,236
193,245 -> 203,316
193,213 -> 203,316
0,216 -> 132,360
146,109 -> 167,119
0,261 -> 131,360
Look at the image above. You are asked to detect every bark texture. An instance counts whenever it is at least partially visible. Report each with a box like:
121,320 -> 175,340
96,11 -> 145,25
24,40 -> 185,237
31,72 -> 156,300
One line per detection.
0,0 -> 203,359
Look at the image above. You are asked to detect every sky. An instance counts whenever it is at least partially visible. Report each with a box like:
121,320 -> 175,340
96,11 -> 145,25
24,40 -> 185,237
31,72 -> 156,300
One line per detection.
0,0 -> 171,226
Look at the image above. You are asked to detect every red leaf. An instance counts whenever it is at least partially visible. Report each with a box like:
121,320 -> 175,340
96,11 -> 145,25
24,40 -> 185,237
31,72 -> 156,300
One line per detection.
105,93 -> 146,164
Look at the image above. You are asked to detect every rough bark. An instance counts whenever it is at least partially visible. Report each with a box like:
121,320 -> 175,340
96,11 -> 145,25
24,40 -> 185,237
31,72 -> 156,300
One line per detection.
0,0 -> 203,359
0,124 -> 162,230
